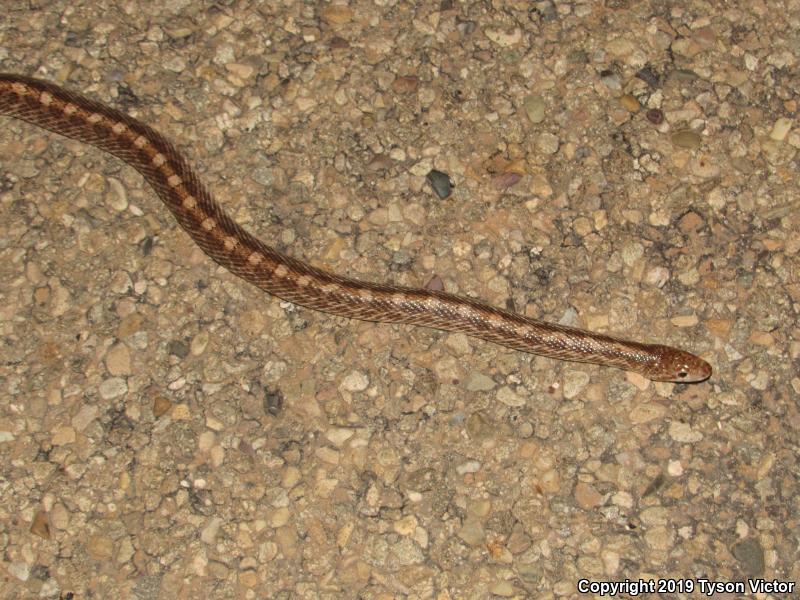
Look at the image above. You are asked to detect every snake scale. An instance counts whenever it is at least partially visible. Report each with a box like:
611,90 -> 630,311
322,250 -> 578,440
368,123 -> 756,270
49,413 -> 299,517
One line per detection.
0,73 -> 711,382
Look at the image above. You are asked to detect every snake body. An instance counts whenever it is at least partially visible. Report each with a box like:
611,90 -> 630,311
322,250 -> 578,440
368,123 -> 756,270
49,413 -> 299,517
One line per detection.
0,73 -> 711,382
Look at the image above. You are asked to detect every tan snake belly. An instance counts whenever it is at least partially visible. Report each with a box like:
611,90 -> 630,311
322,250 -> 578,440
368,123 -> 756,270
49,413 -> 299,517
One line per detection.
0,74 -> 711,383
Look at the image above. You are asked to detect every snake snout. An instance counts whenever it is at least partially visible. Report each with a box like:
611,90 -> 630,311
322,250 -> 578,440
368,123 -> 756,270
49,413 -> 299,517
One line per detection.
649,345 -> 712,383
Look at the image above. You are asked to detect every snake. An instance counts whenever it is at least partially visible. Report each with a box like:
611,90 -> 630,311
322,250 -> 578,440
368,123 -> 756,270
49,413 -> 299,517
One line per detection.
0,73 -> 712,383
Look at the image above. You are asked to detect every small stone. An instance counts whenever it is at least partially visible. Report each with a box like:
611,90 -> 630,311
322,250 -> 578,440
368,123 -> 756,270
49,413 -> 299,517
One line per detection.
222,62 -> 252,82
50,504 -> 69,530
456,460 -> 481,475
645,525 -> 674,551
466,412 -> 492,438
496,386 -> 525,407
239,570 -> 259,588
270,507 -> 291,528
198,431 -> 215,452
646,108 -> 664,124
619,94 -> 640,112
72,404 -> 98,432
599,70 -> 621,91
321,5 -> 353,25
490,581 -> 516,596
562,371 -> 590,399
769,117 -> 792,141
87,534 -> 114,560
153,395 -> 172,418
678,211 -> 704,233
523,95 -> 546,123
491,172 -> 522,191
732,538 -> 765,576
465,373 -> 495,391
99,377 -> 128,400
392,75 -> 419,94
30,510 -> 50,540
426,170 -> 453,199
190,331 -> 209,356
635,66 -> 660,87
671,130 -> 702,149
201,517 -> 222,544
8,562 -> 30,582
325,427 -> 354,447
105,178 -> 128,211
52,425 -> 76,446
484,26 -> 521,46
341,371 -> 369,392
689,155 -> 720,178
671,314 -> 699,327
574,482 -> 603,509
668,421 -> 703,443
667,460 -> 683,476
457,517 -> 485,546
749,331 -> 774,347
393,515 -> 418,536
535,132 -> 560,155
105,343 -> 131,376
171,403 -> 191,420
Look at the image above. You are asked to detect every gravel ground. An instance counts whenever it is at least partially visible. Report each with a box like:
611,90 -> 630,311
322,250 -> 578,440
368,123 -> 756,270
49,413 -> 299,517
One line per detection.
1,1 -> 798,598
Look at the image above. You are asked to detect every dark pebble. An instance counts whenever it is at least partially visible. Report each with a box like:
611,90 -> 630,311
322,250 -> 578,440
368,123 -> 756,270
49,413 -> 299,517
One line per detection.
426,170 -> 453,199
635,66 -> 661,88
646,108 -> 664,124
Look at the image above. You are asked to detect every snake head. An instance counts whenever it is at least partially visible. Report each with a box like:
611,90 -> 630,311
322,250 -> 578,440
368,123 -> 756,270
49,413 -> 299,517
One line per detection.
646,345 -> 712,383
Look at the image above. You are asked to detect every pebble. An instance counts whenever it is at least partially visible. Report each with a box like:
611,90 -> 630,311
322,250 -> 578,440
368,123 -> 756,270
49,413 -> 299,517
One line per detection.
645,108 -> 664,124
105,343 -> 131,376
325,427 -> 354,447
535,132 -> 560,155
457,517 -> 485,546
201,517 -> 222,544
489,581 -> 516,597
769,117 -> 792,141
391,75 -> 419,94
426,169 -> 453,199
30,510 -> 50,540
628,403 -> 667,423
562,371 -> 590,399
689,155 -> 720,178
465,372 -> 495,391
104,178 -> 128,211
393,515 -> 418,536
51,425 -> 76,446
87,534 -> 114,560
72,405 -> 98,432
496,386 -> 526,407
99,377 -> 128,400
8,561 -> 30,582
671,130 -> 702,149
456,460 -> 481,475
671,314 -> 699,327
732,538 -> 765,576
574,482 -> 603,509
619,94 -> 640,112
599,70 -> 622,90
341,371 -> 369,392
321,6 -> 353,25
484,26 -> 521,47
523,95 -> 546,123
153,395 -> 172,417
668,421 -> 703,443
466,412 -> 492,439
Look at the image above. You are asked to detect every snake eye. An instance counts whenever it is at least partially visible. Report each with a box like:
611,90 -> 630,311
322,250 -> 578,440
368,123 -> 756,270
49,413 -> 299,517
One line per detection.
677,370 -> 688,378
